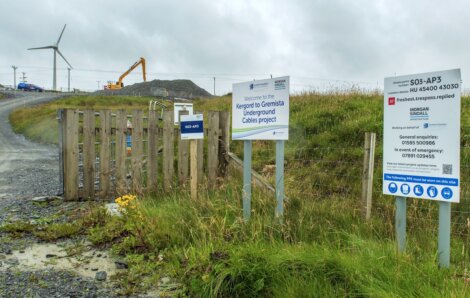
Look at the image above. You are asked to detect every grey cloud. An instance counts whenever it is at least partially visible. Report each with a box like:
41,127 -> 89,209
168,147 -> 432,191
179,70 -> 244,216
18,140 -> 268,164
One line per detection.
1,0 -> 469,93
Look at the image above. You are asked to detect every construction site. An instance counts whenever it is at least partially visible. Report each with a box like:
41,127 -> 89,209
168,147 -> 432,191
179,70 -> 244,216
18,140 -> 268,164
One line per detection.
4,25 -> 213,99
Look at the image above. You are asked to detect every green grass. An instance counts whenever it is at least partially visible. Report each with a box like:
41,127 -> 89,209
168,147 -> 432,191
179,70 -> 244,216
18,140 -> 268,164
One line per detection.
76,180 -> 469,296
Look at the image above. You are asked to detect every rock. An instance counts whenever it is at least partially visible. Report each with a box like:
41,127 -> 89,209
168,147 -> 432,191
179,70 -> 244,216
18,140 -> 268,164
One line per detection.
5,248 -> 12,255
5,258 -> 19,266
19,250 -> 25,253
115,260 -> 128,269
95,271 -> 107,281
91,268 -> 98,271
105,203 -> 122,217
46,254 -> 57,258
32,196 -> 63,203
160,277 -> 170,284
96,253 -> 102,257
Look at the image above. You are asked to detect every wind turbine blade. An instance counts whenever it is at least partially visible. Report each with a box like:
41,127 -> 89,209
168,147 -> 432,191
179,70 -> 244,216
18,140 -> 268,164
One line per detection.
56,49 -> 73,68
56,24 -> 67,45
28,46 -> 55,50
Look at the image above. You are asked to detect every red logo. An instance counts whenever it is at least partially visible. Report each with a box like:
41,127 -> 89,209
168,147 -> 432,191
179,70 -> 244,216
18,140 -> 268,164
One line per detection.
388,97 -> 395,105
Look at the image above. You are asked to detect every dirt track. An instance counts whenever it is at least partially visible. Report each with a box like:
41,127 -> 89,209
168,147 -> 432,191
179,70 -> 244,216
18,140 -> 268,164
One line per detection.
0,92 -> 62,203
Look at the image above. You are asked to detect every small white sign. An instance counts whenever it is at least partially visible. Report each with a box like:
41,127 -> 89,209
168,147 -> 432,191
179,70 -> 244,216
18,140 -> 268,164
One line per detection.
383,69 -> 461,202
180,114 -> 204,140
174,103 -> 193,124
232,76 -> 289,140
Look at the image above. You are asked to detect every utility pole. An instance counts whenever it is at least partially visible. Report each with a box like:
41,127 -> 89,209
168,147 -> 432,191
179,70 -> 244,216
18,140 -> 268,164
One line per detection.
213,77 -> 216,96
21,72 -> 27,83
97,81 -> 101,90
67,68 -> 71,92
11,66 -> 18,89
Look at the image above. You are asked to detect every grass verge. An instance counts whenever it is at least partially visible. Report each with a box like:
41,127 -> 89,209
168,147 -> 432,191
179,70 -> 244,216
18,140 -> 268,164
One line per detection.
74,179 -> 470,296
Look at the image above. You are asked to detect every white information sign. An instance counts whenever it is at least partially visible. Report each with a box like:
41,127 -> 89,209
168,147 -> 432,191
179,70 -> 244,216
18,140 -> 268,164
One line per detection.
174,103 -> 193,125
383,69 -> 461,202
232,76 -> 289,140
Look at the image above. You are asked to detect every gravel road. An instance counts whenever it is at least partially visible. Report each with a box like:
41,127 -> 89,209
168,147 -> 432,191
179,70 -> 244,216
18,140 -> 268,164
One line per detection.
0,92 -> 61,203
0,92 -> 122,297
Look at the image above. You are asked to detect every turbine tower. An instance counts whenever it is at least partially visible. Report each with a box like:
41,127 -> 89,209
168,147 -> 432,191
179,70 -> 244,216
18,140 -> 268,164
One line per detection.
28,24 -> 73,91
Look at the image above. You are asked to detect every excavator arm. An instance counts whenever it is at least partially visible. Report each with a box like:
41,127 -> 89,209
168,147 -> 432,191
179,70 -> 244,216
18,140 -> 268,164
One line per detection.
117,57 -> 146,87
106,57 -> 146,90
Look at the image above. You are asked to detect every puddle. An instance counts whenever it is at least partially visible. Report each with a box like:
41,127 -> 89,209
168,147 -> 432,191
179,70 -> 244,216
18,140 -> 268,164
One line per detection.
1,241 -> 120,278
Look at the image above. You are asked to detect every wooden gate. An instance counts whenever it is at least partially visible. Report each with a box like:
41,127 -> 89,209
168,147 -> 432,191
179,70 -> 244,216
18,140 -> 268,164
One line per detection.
58,109 -> 230,200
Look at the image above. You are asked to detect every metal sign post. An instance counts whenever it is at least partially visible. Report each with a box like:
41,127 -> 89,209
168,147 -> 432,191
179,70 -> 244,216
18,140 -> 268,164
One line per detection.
243,140 -> 252,221
438,201 -> 451,268
275,140 -> 285,221
395,196 -> 407,253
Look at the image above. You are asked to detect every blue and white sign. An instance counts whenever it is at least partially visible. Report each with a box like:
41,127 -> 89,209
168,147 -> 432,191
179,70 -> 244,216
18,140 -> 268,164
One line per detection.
383,69 -> 461,202
180,114 -> 204,140
232,76 -> 289,140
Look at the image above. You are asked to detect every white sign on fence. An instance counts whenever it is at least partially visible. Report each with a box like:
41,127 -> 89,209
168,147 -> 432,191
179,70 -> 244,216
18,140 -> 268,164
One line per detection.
232,76 -> 289,140
180,114 -> 204,140
383,69 -> 461,202
174,103 -> 193,125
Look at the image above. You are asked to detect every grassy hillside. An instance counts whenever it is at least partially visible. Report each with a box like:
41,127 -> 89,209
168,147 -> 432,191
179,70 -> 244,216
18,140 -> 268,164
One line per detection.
7,92 -> 470,296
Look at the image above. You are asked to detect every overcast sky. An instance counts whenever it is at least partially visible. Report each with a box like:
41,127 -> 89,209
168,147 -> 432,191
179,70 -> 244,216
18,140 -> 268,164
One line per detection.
1,0 -> 469,94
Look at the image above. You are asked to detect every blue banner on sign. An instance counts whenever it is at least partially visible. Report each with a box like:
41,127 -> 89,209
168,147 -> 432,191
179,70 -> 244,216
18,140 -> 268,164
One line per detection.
384,173 -> 459,186
181,121 -> 203,134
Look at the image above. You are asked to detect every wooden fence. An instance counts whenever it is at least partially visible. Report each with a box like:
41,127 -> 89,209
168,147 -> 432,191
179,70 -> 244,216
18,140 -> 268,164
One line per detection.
59,109 -> 230,201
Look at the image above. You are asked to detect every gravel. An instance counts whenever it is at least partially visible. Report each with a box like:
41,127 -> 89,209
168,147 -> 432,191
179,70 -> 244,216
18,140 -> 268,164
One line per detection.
0,269 -> 116,297
0,92 -> 122,297
0,92 -> 62,205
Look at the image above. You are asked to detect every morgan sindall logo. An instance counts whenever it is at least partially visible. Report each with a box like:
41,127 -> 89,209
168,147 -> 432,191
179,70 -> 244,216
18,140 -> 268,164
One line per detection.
388,97 -> 395,105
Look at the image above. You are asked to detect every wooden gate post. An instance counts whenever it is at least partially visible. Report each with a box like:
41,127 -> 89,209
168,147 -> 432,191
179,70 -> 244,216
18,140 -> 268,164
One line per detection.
163,111 -> 175,191
63,109 -> 79,200
207,111 -> 220,189
115,110 -> 128,195
83,110 -> 96,200
99,110 -> 111,198
178,110 -> 190,186
218,111 -> 230,178
131,110 -> 144,194
190,139 -> 198,200
147,110 -> 159,193
361,132 -> 376,220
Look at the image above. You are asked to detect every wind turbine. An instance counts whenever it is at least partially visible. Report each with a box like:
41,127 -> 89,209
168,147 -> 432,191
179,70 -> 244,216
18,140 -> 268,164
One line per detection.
28,24 -> 73,91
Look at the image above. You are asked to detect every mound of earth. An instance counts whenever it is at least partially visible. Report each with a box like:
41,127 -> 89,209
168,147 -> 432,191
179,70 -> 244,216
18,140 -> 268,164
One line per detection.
96,79 -> 212,99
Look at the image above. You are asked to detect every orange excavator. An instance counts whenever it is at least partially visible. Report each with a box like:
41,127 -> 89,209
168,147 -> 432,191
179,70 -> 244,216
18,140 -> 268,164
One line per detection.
105,57 -> 146,90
